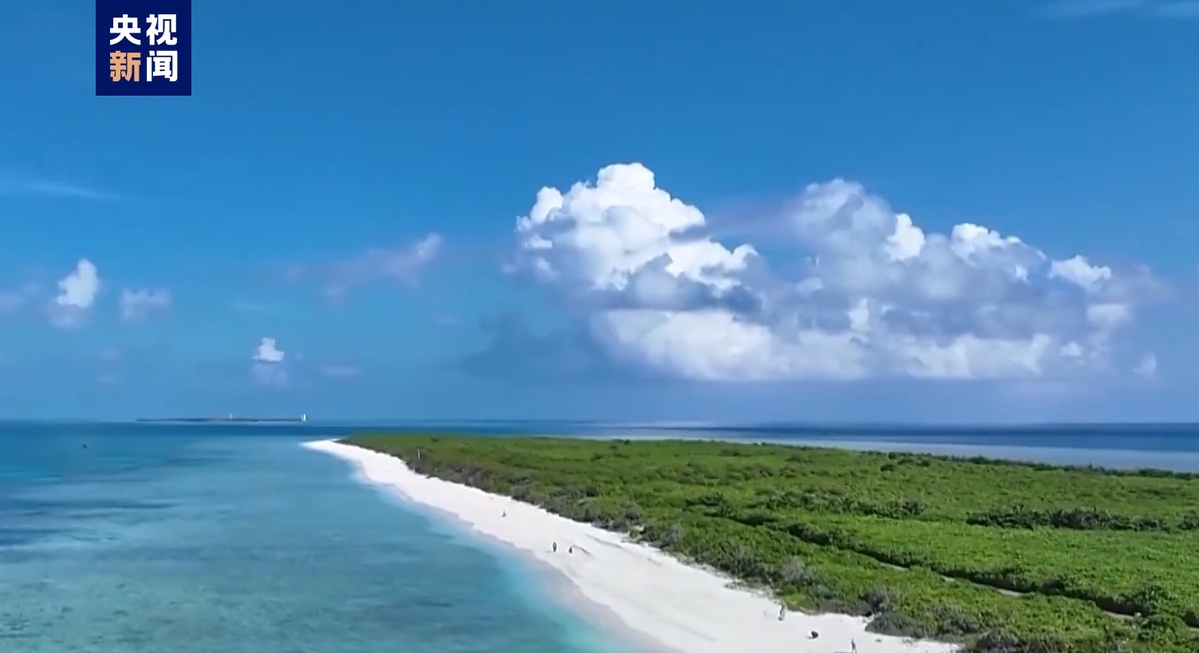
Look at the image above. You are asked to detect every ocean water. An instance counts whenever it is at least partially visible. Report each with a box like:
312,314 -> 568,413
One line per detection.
3,420 -> 1199,653
0,423 -> 628,653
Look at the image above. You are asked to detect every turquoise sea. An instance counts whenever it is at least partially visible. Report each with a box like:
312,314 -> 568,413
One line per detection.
0,423 -> 630,653
4,420 -> 1199,652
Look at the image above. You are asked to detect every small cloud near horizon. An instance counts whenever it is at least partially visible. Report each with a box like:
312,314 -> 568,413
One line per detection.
250,337 -> 288,386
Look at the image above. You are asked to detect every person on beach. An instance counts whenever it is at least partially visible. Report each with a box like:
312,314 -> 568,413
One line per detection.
568,545 -> 573,553
778,604 -> 785,621
502,510 -> 506,517
552,542 -> 557,552
851,638 -> 857,652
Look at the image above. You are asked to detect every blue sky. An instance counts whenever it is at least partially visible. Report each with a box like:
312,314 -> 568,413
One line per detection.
1,0 -> 1197,422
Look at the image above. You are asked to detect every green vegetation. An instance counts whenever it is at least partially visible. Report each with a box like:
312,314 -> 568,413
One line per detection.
344,434 -> 1199,653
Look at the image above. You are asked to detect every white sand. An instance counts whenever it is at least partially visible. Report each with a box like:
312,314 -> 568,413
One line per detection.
304,439 -> 960,653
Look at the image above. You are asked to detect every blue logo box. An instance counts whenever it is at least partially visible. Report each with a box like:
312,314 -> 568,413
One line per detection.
96,0 -> 192,96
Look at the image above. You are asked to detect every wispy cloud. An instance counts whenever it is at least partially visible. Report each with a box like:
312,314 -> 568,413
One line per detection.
0,178 -> 132,202
1149,0 -> 1199,17
320,364 -> 360,378
1133,353 -> 1158,379
119,288 -> 172,323
289,233 -> 443,301
0,282 -> 41,317
231,299 -> 273,313
1036,0 -> 1199,18
1036,0 -> 1143,17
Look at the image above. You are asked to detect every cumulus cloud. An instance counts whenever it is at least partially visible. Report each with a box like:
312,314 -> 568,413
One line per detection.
299,233 -> 443,300
254,338 -> 285,363
251,337 -> 288,386
507,163 -> 1158,383
49,259 -> 100,329
120,288 -> 171,322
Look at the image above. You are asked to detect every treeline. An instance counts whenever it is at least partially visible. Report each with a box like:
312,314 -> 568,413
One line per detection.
965,506 -> 1199,532
747,486 -> 1199,534
873,450 -> 1199,481
399,452 -> 652,531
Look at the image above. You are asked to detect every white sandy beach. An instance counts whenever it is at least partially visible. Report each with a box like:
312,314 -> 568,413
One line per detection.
304,439 -> 960,653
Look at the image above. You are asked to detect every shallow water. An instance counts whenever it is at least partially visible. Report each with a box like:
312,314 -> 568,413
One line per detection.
0,425 -> 627,653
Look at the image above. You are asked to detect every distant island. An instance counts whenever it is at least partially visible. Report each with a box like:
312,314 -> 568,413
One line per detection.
340,433 -> 1199,653
136,414 -> 308,424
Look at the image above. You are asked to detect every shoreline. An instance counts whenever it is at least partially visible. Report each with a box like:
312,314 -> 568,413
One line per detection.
304,439 -> 959,653
342,445 -> 680,653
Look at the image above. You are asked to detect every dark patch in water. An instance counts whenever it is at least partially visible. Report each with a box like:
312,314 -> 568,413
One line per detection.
2,497 -> 174,515
0,528 -> 63,547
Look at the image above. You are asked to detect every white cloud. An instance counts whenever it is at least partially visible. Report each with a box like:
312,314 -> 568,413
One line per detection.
1049,256 -> 1111,292
253,337 -> 285,363
120,288 -> 171,322
250,337 -> 288,386
55,259 -> 99,308
509,163 -> 1157,382
320,233 -> 443,299
49,259 -> 100,329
